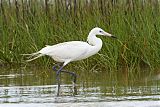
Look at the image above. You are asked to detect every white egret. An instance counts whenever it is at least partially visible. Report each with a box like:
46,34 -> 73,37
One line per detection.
23,27 -> 117,96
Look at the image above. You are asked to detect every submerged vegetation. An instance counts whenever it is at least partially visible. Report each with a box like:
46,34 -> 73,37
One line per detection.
0,0 -> 160,71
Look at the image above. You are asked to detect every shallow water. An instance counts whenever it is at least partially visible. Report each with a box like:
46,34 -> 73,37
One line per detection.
0,66 -> 160,107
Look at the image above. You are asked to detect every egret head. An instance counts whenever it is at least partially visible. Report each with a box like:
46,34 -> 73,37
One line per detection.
91,27 -> 117,39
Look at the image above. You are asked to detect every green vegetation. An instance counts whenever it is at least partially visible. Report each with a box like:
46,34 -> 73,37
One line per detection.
0,0 -> 160,71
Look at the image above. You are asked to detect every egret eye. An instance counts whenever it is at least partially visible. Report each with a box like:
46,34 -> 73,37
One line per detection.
99,30 -> 103,33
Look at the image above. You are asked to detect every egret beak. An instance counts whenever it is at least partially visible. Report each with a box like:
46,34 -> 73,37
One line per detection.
104,32 -> 117,39
110,35 -> 117,39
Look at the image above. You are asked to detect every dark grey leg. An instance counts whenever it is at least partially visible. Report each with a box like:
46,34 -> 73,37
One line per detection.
60,70 -> 77,95
53,63 -> 77,84
52,63 -> 77,95
53,63 -> 64,96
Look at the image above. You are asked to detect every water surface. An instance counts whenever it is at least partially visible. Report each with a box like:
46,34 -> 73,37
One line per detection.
0,66 -> 160,106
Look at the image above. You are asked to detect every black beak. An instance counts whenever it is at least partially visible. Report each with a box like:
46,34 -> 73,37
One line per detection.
111,35 -> 117,39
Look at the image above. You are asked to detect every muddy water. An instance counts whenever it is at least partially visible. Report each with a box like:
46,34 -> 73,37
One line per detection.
0,66 -> 160,107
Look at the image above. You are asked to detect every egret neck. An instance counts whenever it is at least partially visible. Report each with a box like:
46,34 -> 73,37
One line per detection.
87,31 -> 103,55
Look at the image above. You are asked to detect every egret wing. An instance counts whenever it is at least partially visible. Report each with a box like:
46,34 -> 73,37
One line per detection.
39,41 -> 90,60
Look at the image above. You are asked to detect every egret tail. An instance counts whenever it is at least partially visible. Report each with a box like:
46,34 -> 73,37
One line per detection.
21,52 -> 44,62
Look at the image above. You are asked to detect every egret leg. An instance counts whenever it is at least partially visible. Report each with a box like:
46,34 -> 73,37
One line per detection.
52,63 -> 65,96
52,63 -> 77,95
61,70 -> 77,95
53,63 -> 77,84
52,63 -> 64,79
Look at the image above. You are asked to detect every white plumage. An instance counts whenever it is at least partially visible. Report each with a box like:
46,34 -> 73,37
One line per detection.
23,27 -> 116,66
